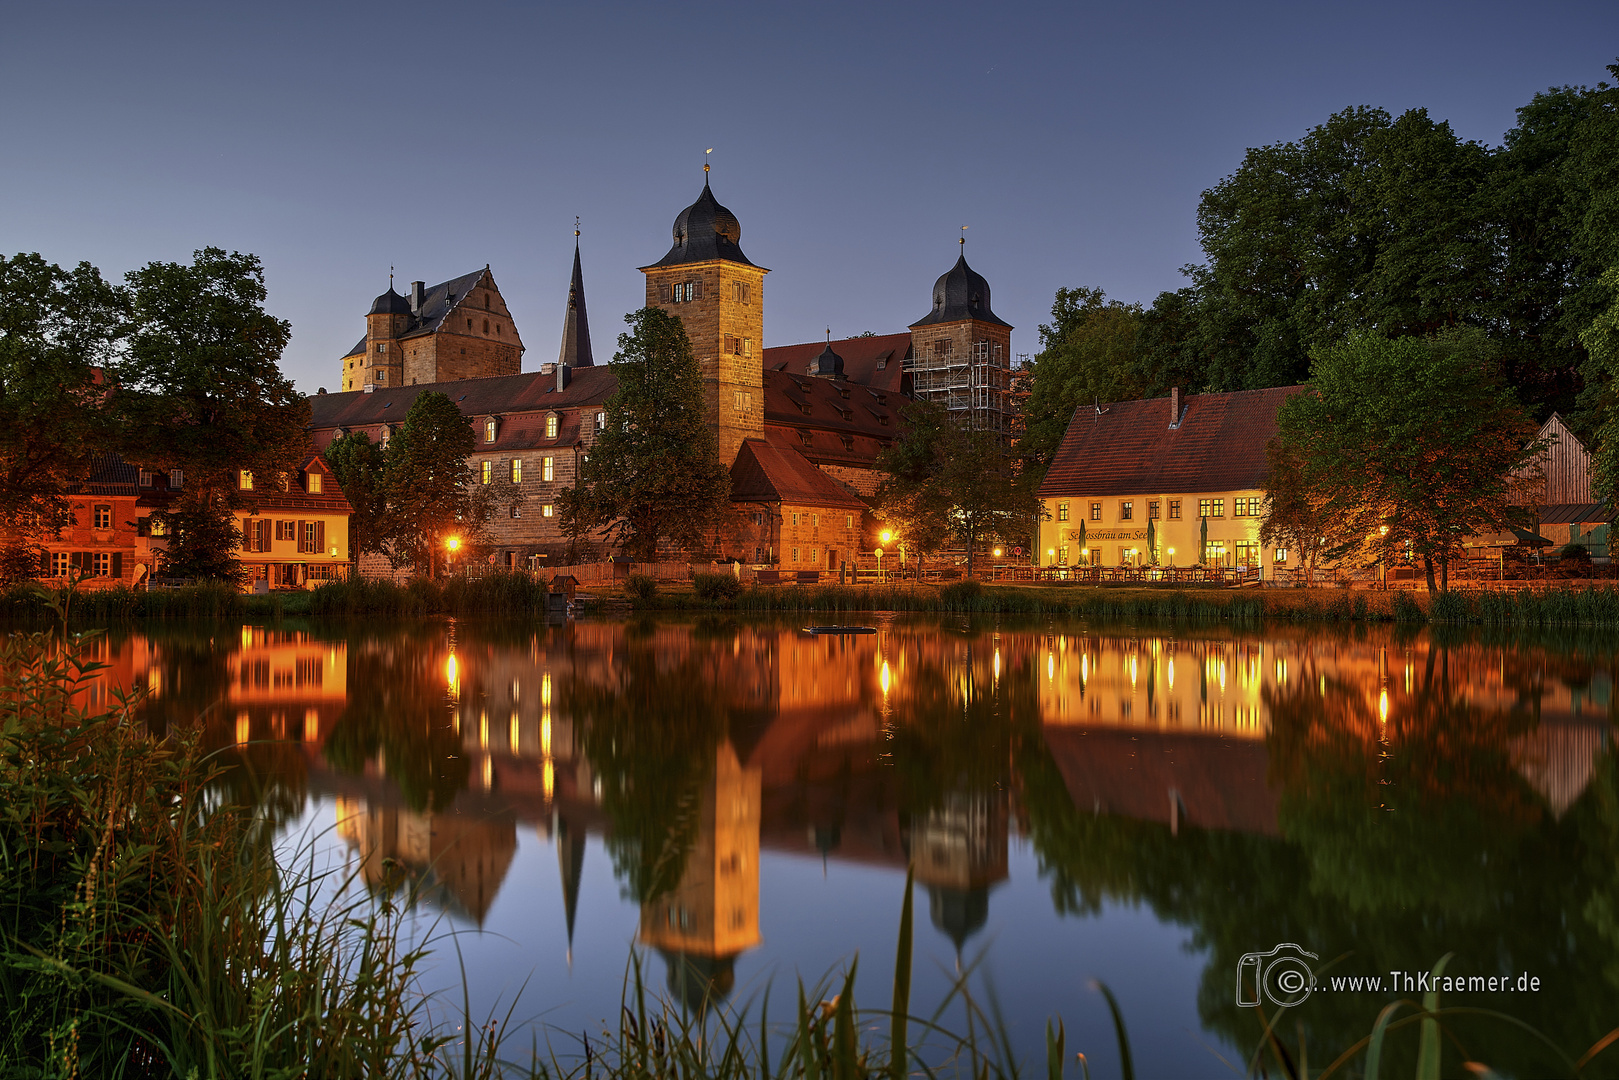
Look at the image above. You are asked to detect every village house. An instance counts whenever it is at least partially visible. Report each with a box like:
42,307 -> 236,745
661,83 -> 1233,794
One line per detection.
1035,386 -> 1307,572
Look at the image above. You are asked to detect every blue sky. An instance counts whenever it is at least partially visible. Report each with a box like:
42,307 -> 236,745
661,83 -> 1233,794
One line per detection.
3,1 -> 1615,393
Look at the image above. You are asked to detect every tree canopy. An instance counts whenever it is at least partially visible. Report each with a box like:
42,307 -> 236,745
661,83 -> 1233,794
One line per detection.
0,254 -> 124,580
1269,329 -> 1541,591
563,307 -> 730,561
384,391 -> 477,576
323,431 -> 388,561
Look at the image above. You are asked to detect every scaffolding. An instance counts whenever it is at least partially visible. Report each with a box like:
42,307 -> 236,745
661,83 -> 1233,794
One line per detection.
905,339 -> 1014,439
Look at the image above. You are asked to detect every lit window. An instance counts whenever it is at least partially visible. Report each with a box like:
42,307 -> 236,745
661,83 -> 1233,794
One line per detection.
307,472 -> 322,494
239,470 -> 254,491
1057,502 -> 1069,522
542,457 -> 554,482
1148,501 -> 1160,520
482,461 -> 492,485
1090,502 -> 1102,521
510,505 -> 521,519
543,504 -> 555,517
1168,500 -> 1181,519
93,505 -> 112,529
1120,501 -> 1133,521
1058,545 -> 1069,565
744,337 -> 752,357
546,414 -> 558,439
511,459 -> 523,483
485,419 -> 497,442
1198,499 -> 1225,518
595,411 -> 605,430
846,514 -> 853,529
1274,548 -> 1288,563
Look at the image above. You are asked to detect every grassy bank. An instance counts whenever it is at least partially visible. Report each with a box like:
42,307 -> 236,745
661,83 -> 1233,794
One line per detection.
0,571 -> 558,622
13,574 -> 1619,630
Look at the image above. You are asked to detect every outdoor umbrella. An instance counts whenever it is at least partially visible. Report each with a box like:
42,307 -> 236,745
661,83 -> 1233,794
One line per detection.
1077,519 -> 1086,565
1147,517 -> 1157,565
1199,515 -> 1208,564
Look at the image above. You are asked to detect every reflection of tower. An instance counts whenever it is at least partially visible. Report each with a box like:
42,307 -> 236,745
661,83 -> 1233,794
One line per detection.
906,790 -> 1009,953
639,739 -> 762,1008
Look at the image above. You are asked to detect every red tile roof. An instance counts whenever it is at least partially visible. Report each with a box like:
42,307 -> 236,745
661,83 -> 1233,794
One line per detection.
730,437 -> 869,510
1038,386 -> 1308,499
764,333 -> 910,395
309,368 -> 618,432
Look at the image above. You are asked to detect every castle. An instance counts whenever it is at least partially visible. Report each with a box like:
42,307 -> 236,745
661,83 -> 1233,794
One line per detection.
308,176 -> 1015,568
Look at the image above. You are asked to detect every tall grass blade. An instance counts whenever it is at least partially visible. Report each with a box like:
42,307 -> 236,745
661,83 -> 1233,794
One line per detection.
891,868 -> 914,1080
1090,980 -> 1133,1080
1363,1002 -> 1404,1080
1046,1019 -> 1065,1080
1417,954 -> 1452,1080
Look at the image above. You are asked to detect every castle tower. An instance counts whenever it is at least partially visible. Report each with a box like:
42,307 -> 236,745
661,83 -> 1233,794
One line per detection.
640,174 -> 768,466
357,285 -> 411,391
907,242 -> 1014,440
558,229 -> 594,369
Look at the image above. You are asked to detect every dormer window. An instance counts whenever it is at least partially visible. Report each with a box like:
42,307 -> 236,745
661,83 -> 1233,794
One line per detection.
169,469 -> 184,488
307,472 -> 322,494
239,470 -> 254,491
484,418 -> 497,443
595,411 -> 605,431
545,413 -> 559,439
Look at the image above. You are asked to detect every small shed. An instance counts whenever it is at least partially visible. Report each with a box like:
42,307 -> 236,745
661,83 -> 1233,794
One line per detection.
549,574 -> 581,602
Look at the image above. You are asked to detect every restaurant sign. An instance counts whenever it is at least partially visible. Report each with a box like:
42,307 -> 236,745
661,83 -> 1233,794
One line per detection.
1067,529 -> 1149,541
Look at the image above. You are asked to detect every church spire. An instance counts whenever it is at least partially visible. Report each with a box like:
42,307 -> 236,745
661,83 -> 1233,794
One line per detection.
558,221 -> 594,368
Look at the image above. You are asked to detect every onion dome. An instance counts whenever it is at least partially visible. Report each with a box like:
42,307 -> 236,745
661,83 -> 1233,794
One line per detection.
807,342 -> 845,379
368,287 -> 412,316
644,181 -> 760,268
909,253 -> 1011,328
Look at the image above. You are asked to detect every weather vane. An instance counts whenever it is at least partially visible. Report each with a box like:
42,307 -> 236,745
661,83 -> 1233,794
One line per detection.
389,265 -> 394,288
574,215 -> 581,238
705,147 -> 713,175
960,225 -> 968,249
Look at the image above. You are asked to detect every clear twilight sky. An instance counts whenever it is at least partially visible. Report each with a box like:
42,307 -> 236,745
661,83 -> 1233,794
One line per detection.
2,2 -> 1615,394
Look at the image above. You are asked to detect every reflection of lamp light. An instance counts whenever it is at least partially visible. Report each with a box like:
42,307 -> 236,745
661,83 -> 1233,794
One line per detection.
1379,688 -> 1389,724
880,660 -> 891,695
445,653 -> 459,698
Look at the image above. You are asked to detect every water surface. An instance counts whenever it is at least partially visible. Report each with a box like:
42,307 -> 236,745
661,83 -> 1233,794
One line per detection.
81,615 -> 1619,1077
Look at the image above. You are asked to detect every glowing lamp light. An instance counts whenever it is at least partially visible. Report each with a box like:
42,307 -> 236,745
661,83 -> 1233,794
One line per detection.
880,530 -> 893,545
993,548 -> 1003,558
445,535 -> 462,552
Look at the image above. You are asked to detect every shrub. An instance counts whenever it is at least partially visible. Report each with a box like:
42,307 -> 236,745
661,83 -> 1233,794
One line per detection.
1428,588 -> 1474,623
939,579 -> 985,608
692,571 -> 741,602
624,574 -> 659,604
1391,590 -> 1425,623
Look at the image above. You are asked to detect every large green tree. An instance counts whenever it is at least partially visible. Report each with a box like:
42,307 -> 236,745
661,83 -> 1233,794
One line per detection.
384,391 -> 476,577
322,431 -> 388,560
563,308 -> 730,561
1019,287 -> 1145,478
1581,267 -> 1619,504
117,248 -> 308,579
1271,329 -> 1541,591
0,254 -> 125,582
878,400 -> 1036,577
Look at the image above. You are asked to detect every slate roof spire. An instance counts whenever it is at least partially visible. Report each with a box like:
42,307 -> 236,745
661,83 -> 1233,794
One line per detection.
558,222 -> 594,368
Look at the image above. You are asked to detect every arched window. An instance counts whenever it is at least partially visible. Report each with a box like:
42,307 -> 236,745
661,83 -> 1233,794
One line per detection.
485,418 -> 497,442
545,413 -> 558,439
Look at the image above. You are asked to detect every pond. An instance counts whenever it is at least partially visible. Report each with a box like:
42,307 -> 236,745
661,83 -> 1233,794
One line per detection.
79,614 -> 1619,1077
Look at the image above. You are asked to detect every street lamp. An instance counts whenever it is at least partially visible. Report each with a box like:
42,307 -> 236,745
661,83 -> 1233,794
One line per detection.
875,546 -> 885,582
880,530 -> 893,546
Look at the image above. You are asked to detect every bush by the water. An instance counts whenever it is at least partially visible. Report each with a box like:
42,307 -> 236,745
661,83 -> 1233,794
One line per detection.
692,570 -> 742,602
624,573 -> 659,605
939,579 -> 984,608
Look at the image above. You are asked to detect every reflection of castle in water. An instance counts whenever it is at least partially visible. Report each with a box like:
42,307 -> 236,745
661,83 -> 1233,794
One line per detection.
110,620 -> 1616,992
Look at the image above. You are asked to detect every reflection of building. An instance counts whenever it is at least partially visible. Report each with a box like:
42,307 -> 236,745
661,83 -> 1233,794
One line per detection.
639,740 -> 762,1006
907,790 -> 1009,951
334,797 -> 517,925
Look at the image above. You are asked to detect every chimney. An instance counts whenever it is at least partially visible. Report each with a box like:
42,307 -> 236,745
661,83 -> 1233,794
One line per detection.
1169,387 -> 1182,428
557,361 -> 571,393
409,281 -> 425,316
